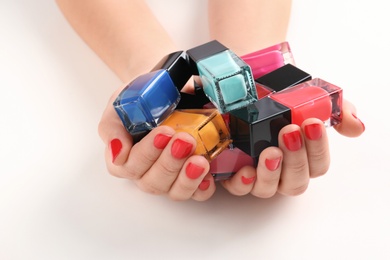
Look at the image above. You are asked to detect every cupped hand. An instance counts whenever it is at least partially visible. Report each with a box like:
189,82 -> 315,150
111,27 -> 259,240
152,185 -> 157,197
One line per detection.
221,99 -> 365,198
98,85 -> 215,201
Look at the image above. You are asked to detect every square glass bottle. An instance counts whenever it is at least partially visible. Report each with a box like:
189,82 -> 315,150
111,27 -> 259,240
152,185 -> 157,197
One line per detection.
230,78 -> 343,157
241,41 -> 295,79
186,40 -> 258,114
113,51 -> 192,135
161,109 -> 232,161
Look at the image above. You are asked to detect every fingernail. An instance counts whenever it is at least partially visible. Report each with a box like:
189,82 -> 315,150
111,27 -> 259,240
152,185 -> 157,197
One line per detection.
186,163 -> 205,179
153,133 -> 172,149
265,157 -> 281,171
352,114 -> 365,132
171,139 -> 193,159
304,123 -> 323,140
110,138 -> 122,163
198,180 -> 210,191
241,175 -> 256,185
283,130 -> 302,151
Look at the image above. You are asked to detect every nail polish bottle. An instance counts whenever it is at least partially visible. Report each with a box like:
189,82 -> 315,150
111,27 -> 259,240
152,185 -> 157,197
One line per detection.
241,41 -> 295,79
210,147 -> 255,181
270,78 -> 343,127
186,40 -> 258,114
229,78 -> 342,157
161,109 -> 232,161
113,51 -> 192,135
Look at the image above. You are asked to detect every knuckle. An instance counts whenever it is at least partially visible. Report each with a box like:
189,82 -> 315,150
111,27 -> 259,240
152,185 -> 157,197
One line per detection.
251,189 -> 276,199
308,149 -> 330,178
260,174 -> 280,187
156,161 -> 180,179
177,182 -> 197,194
310,164 -> 329,178
308,147 -> 329,164
192,193 -> 213,202
226,184 -> 249,196
169,192 -> 189,201
137,181 -> 165,195
286,160 -> 308,175
284,183 -> 309,196
122,167 -> 141,180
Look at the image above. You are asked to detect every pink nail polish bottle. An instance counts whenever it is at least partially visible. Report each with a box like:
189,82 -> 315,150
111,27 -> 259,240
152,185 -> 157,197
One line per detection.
241,42 -> 295,79
210,147 -> 255,181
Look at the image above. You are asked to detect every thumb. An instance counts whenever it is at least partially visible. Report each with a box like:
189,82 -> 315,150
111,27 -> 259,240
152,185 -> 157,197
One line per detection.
333,99 -> 365,137
98,84 -> 134,166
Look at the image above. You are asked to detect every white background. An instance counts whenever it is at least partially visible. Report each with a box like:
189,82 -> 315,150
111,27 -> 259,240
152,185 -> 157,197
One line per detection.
1,1 -> 389,259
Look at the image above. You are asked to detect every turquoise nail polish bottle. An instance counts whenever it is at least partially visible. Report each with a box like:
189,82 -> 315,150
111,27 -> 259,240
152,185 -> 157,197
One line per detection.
187,40 -> 258,113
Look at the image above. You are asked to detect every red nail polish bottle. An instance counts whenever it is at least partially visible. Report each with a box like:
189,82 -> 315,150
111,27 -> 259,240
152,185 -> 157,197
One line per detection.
230,77 -> 342,157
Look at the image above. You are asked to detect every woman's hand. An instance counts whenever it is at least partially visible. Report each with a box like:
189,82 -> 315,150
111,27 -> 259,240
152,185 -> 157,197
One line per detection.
221,99 -> 365,197
98,85 -> 216,201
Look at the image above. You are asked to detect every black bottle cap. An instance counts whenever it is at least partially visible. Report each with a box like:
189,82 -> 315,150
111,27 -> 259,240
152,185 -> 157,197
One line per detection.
186,40 -> 228,75
229,97 -> 291,157
152,51 -> 192,91
255,64 -> 312,92
176,89 -> 210,109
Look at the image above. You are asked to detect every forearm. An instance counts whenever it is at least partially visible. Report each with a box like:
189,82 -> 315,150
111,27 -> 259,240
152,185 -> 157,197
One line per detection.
56,0 -> 177,83
208,0 -> 292,55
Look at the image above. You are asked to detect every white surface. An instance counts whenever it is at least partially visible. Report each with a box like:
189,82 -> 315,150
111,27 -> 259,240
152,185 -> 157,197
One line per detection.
1,1 -> 389,259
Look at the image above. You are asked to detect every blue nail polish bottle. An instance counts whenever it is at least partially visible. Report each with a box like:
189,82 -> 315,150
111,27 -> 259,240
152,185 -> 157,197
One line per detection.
113,51 -> 192,135
187,40 -> 258,114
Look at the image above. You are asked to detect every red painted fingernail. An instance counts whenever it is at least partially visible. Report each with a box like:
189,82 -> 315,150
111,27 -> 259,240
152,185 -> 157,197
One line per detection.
283,130 -> 302,151
110,138 -> 122,163
352,114 -> 365,132
241,175 -> 256,185
198,180 -> 210,191
265,157 -> 281,171
153,133 -> 172,149
171,139 -> 193,159
185,163 -> 205,179
304,123 -> 323,140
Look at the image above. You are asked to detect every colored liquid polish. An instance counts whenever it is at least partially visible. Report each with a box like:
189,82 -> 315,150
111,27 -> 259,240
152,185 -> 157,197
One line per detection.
210,147 -> 255,181
229,78 -> 342,157
187,40 -> 258,114
161,109 -> 232,162
241,41 -> 295,79
255,82 -> 273,100
270,78 -> 342,127
113,51 -> 192,135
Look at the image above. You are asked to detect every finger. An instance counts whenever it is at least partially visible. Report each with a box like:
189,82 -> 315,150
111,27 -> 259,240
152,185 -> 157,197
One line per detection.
220,165 -> 257,196
192,173 -> 217,201
277,125 -> 310,196
119,125 -> 176,179
168,155 -> 210,201
251,146 -> 283,198
334,99 -> 365,137
136,132 -> 196,195
302,118 -> 330,178
98,86 -> 134,175
180,76 -> 197,94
